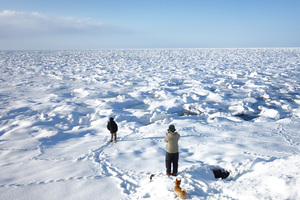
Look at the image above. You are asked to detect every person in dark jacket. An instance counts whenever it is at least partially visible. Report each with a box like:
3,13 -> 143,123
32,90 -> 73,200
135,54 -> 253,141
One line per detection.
107,117 -> 118,142
164,124 -> 180,176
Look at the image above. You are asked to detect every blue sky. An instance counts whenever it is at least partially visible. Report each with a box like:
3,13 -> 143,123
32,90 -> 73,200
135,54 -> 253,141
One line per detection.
0,0 -> 299,50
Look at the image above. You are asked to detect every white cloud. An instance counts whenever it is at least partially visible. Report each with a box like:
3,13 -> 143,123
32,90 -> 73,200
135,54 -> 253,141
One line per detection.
0,10 -> 110,38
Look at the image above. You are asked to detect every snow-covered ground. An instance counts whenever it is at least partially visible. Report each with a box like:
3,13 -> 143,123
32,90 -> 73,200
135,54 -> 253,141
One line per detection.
0,48 -> 300,200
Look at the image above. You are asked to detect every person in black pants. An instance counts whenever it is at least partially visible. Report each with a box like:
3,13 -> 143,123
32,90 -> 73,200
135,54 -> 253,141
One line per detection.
164,124 -> 180,176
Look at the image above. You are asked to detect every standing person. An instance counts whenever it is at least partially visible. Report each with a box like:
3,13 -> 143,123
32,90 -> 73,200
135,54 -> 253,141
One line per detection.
107,117 -> 118,142
164,124 -> 180,176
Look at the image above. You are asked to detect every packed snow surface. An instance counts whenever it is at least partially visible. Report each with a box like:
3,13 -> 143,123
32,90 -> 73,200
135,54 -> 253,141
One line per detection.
0,49 -> 300,199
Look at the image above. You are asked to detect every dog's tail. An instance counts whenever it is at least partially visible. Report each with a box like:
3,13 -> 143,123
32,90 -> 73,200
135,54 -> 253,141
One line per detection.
180,189 -> 187,199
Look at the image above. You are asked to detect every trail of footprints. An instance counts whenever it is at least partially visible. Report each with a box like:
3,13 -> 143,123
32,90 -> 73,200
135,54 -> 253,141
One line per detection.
90,139 -> 141,195
1,146 -> 139,197
0,175 -> 103,188
276,123 -> 300,147
1,132 -> 140,196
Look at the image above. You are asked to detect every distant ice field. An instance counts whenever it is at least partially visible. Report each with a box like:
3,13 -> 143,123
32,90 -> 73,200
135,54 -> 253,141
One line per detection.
0,49 -> 300,199
1,49 -> 299,123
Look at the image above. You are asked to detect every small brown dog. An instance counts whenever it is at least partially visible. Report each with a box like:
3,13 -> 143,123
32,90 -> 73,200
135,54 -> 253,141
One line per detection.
174,179 -> 186,199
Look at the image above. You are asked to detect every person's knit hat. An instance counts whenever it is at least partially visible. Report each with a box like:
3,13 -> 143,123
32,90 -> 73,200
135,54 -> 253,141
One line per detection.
169,124 -> 176,132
